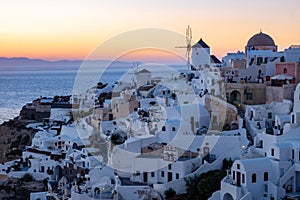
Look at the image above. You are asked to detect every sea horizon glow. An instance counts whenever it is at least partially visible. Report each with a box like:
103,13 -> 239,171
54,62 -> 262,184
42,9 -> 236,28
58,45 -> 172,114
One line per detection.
0,0 -> 299,62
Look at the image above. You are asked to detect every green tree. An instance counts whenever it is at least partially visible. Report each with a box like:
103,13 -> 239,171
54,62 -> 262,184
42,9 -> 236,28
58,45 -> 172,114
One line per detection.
164,187 -> 176,200
185,170 -> 226,200
22,173 -> 33,182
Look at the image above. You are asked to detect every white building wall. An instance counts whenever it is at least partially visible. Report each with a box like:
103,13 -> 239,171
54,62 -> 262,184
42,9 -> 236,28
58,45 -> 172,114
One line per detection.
222,52 -> 245,67
284,46 -> 300,62
192,47 -> 211,69
136,71 -> 151,88
294,83 -> 300,112
246,49 -> 283,68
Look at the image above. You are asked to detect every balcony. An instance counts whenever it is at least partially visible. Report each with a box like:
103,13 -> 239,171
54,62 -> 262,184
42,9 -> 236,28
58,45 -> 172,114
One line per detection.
221,176 -> 243,198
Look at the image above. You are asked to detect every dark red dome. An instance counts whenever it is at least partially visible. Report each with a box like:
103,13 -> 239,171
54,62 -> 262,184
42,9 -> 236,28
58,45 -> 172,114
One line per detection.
247,32 -> 275,47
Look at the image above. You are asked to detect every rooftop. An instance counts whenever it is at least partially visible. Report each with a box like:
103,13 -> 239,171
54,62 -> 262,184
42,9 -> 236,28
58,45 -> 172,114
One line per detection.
247,31 -> 276,47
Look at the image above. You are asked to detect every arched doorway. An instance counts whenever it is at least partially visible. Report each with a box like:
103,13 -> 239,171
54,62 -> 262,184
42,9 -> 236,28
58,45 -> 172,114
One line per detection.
94,187 -> 100,198
230,90 -> 241,104
223,193 -> 234,200
72,143 -> 78,149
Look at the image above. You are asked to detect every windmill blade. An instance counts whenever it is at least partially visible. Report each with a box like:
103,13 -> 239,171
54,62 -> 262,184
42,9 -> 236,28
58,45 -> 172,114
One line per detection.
186,25 -> 192,44
175,46 -> 188,49
175,25 -> 194,70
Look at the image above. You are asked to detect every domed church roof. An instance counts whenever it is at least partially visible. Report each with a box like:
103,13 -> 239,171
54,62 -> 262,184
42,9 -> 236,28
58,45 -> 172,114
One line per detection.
247,32 -> 276,47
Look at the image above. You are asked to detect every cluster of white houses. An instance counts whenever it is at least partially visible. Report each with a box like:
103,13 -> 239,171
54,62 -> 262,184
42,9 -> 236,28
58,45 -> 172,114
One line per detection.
0,31 -> 299,200
209,83 -> 300,200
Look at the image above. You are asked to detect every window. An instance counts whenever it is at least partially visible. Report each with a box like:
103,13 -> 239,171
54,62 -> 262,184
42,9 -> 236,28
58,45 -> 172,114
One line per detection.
292,114 -> 295,124
237,164 -> 240,169
264,172 -> 268,181
172,127 -> 176,132
268,113 -> 272,119
292,149 -> 295,159
257,57 -> 263,65
242,174 -> 245,184
151,172 -> 155,177
271,148 -> 274,156
233,171 -> 235,180
176,173 -> 179,179
246,93 -> 253,100
162,126 -> 166,131
168,164 -> 172,170
161,171 -> 164,177
250,58 -> 254,65
283,68 -> 287,74
252,173 -> 257,183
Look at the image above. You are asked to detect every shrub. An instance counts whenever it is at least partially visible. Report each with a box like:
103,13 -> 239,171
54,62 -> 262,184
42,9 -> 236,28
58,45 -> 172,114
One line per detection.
22,173 -> 33,182
185,170 -> 226,200
164,187 -> 176,200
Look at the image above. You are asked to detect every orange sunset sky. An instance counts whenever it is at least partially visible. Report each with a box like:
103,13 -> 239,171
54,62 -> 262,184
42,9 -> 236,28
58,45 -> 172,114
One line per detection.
0,0 -> 299,63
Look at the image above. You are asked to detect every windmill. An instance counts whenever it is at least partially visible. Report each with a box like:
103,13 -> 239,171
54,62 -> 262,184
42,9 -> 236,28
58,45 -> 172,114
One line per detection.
175,25 -> 195,70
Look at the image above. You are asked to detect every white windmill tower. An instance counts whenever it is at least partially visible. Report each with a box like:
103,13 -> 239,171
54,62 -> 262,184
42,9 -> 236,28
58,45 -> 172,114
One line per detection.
175,25 -> 195,70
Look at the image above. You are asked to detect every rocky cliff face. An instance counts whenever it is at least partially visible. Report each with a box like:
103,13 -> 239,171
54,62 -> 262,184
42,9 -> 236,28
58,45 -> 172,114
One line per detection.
0,176 -> 46,200
0,118 -> 37,163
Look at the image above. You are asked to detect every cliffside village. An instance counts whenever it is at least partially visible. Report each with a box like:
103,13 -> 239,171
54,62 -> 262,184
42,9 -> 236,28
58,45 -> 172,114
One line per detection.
1,31 -> 300,200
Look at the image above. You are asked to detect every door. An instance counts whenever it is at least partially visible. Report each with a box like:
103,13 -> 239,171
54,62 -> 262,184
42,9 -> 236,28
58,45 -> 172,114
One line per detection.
203,147 -> 210,161
143,172 -> 148,183
237,171 -> 241,186
168,172 -> 172,182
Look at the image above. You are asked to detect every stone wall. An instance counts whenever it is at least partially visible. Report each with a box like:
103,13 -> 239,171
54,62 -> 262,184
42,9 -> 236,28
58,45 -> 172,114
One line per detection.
205,95 -> 238,131
266,84 -> 296,103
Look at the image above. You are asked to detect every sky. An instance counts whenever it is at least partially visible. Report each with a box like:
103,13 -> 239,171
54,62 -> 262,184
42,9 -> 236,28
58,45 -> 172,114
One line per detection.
0,0 -> 299,63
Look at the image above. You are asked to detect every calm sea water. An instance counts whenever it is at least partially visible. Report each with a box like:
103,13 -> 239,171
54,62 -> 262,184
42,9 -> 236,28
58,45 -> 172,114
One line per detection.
0,64 -> 186,124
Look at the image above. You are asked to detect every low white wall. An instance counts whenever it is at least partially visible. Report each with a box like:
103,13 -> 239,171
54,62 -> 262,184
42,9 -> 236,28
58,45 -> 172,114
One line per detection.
8,171 -> 48,181
153,155 -> 225,196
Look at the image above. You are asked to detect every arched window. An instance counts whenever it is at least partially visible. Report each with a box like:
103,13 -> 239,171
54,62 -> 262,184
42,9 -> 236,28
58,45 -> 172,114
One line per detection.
162,126 -> 166,131
283,68 -> 287,74
252,173 -> 257,183
264,172 -> 268,181
172,127 -> 176,132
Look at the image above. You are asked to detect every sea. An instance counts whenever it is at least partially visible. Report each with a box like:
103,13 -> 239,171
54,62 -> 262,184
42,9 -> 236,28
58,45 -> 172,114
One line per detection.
0,63 -> 186,124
